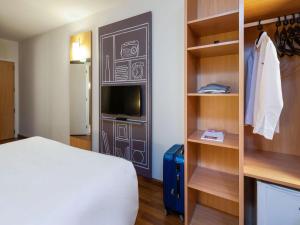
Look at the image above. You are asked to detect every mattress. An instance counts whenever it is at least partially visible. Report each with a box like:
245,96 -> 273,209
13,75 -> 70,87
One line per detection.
0,137 -> 138,225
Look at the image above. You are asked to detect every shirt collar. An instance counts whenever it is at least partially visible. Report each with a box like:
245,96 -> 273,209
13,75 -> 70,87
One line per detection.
255,31 -> 268,48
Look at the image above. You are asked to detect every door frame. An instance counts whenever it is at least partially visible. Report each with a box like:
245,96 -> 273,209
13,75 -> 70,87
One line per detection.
0,60 -> 16,139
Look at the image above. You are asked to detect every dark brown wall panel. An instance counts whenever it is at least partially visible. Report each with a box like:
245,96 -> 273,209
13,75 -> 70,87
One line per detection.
99,12 -> 152,178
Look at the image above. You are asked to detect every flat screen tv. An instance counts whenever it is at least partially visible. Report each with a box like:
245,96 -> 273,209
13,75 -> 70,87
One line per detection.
101,85 -> 142,117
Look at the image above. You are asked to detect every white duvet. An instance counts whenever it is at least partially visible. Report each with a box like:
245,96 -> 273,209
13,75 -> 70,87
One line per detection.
0,137 -> 138,225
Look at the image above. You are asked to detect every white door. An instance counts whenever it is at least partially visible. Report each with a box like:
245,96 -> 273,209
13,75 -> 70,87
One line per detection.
257,181 -> 300,225
70,63 -> 89,135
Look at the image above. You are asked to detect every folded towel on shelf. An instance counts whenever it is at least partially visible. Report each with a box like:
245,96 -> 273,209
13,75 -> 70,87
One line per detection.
198,83 -> 231,94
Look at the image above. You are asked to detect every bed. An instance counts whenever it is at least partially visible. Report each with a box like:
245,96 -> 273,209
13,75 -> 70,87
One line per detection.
0,137 -> 138,225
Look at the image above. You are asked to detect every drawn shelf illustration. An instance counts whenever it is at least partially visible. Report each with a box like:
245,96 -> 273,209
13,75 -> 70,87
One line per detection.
99,12 -> 152,178
132,61 -> 145,79
101,130 -> 110,155
105,55 -> 111,82
100,18 -> 148,83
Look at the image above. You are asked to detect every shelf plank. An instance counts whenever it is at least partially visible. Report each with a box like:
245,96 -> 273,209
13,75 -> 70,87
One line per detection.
190,205 -> 238,225
244,150 -> 300,190
188,130 -> 239,150
188,167 -> 239,203
188,10 -> 239,37
187,93 -> 239,97
187,40 -> 239,57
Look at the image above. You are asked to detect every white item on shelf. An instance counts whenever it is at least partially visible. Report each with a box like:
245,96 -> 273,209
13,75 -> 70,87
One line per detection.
201,130 -> 224,143
257,181 -> 300,225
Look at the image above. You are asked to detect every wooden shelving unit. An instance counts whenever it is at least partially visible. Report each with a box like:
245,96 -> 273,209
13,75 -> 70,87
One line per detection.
188,130 -> 239,150
244,150 -> 300,190
185,0 -> 242,224
190,205 -> 239,225
188,167 -> 239,202
185,1 -> 300,225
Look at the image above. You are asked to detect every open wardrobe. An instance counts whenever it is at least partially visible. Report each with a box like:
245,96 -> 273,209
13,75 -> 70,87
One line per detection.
184,0 -> 300,224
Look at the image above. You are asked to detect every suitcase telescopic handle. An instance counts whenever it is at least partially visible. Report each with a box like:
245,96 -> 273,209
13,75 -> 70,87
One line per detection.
176,173 -> 180,199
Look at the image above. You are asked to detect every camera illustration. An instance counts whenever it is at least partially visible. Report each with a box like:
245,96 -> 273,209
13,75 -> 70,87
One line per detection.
120,40 -> 140,58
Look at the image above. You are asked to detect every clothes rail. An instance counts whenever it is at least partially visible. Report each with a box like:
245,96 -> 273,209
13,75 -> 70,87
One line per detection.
244,14 -> 299,28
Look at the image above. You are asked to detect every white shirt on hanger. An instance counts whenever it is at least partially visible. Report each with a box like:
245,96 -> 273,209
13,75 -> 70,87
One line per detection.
245,32 -> 269,126
252,32 -> 283,140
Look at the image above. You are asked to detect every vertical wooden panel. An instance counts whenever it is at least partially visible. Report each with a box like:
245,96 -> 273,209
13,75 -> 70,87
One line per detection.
186,0 -> 198,21
0,61 -> 14,140
186,53 -> 197,93
186,144 -> 199,224
238,0 -> 245,224
197,0 -> 239,19
185,1 -> 197,224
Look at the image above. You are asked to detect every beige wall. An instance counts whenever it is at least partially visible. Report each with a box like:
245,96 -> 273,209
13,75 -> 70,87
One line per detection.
19,0 -> 184,180
0,39 -> 19,137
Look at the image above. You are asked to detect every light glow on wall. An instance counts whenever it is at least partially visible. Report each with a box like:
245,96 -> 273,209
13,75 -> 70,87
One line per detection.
70,31 -> 91,62
72,39 -> 87,62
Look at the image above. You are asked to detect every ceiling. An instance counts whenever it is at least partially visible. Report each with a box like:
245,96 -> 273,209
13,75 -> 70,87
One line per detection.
0,0 -> 124,41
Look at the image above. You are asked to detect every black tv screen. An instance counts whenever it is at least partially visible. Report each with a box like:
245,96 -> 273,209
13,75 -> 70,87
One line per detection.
101,85 -> 142,117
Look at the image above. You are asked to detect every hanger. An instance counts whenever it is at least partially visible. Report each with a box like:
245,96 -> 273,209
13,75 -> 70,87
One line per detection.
274,17 -> 285,57
282,15 -> 295,56
287,14 -> 295,37
288,14 -> 300,55
294,13 -> 300,46
273,14 -> 300,56
256,20 -> 264,45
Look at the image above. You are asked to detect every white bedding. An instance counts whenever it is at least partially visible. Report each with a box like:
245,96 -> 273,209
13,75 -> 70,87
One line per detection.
0,137 -> 138,225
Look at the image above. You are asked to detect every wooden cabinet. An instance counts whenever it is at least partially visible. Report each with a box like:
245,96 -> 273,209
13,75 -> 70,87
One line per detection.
184,0 -> 242,224
185,1 -> 300,224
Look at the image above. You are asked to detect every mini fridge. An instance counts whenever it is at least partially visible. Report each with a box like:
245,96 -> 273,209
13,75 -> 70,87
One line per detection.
257,181 -> 300,225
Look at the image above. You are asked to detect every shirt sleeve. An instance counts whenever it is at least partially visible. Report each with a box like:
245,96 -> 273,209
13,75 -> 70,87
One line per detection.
245,50 -> 254,125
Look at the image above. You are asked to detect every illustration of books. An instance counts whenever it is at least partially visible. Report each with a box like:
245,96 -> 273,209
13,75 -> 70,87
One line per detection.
115,64 -> 129,81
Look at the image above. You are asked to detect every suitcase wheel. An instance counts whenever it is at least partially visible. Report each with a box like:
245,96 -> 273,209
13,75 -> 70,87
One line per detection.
179,214 -> 184,223
165,208 -> 170,216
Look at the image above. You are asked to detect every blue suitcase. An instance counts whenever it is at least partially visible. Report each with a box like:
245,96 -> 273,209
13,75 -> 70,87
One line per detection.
163,144 -> 184,219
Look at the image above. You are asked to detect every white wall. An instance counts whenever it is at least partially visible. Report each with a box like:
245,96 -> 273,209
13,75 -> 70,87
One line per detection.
0,39 -> 19,137
19,0 -> 184,180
